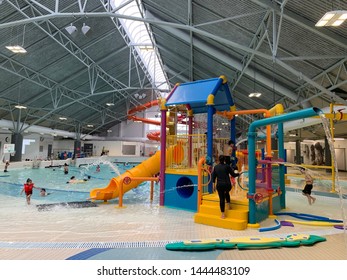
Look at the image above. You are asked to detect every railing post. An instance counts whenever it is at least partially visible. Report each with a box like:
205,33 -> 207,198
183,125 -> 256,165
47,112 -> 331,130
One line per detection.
150,181 -> 154,201
117,179 -> 124,208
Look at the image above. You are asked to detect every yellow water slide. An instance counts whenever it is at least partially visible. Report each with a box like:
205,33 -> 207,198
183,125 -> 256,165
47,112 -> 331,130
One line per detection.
90,146 -> 177,201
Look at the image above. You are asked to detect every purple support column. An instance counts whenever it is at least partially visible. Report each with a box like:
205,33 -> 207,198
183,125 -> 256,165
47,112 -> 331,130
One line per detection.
188,109 -> 193,168
159,103 -> 167,206
266,162 -> 272,191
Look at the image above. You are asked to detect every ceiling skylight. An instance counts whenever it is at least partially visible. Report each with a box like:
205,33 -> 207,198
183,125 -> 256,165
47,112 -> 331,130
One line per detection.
111,0 -> 169,92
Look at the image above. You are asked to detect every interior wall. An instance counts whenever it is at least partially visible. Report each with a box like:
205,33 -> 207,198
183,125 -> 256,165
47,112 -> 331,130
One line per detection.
0,132 -> 12,162
120,119 -> 145,137
86,141 -> 122,156
52,139 -> 76,157
286,149 -> 295,163
3,114 -> 347,171
22,134 -> 54,160
335,148 -> 346,171
284,139 -> 347,171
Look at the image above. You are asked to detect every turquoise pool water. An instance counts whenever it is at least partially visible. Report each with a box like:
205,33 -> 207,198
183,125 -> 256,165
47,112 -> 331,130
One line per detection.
0,162 -> 154,205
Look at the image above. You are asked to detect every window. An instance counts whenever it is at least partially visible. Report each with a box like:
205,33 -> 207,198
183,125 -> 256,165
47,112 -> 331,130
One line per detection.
111,0 -> 169,93
122,144 -> 136,155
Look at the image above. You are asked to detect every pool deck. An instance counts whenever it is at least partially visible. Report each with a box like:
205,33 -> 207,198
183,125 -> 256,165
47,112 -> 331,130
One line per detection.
0,188 -> 346,260
0,165 -> 346,260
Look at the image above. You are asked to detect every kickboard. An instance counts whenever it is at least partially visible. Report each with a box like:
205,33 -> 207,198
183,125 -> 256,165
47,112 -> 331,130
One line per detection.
166,234 -> 326,251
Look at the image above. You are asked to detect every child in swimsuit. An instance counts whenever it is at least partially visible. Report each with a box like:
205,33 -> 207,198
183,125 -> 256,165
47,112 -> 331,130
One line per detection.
63,163 -> 69,174
20,178 -> 41,205
40,188 -> 51,196
67,176 -> 76,184
4,161 -> 9,172
299,167 -> 316,205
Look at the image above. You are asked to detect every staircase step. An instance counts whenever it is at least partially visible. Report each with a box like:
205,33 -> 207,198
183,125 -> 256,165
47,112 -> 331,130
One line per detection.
194,213 -> 247,230
198,204 -> 248,220
196,192 -> 249,230
202,199 -> 248,209
202,193 -> 249,208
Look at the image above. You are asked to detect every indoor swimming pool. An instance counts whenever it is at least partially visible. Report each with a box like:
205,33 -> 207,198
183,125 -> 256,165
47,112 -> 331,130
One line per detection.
0,160 -> 346,261
0,161 -> 153,205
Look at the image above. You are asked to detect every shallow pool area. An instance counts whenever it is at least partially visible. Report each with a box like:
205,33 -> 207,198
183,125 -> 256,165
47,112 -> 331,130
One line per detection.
0,162 -> 153,204
0,162 -> 346,260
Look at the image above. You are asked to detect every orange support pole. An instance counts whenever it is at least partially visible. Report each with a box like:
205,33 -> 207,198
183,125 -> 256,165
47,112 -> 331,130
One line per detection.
268,191 -> 273,216
118,176 -> 159,207
150,181 -> 154,201
197,156 -> 206,212
118,179 -> 124,208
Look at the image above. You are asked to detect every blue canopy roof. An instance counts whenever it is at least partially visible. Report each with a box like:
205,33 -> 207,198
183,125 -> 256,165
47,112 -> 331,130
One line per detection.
166,77 -> 234,114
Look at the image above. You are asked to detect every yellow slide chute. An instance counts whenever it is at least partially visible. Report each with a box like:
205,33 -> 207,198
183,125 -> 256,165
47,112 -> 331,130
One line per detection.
90,146 -> 176,201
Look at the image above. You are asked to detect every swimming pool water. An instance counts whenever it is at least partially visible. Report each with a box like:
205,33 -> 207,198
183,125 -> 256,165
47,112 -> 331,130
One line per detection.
0,162 -> 155,205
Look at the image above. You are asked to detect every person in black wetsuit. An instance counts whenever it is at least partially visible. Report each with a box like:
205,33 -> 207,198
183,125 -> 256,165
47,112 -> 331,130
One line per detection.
212,155 -> 240,219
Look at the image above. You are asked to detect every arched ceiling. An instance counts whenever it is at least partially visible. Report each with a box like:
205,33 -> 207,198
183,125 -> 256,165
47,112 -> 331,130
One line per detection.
0,0 -> 346,140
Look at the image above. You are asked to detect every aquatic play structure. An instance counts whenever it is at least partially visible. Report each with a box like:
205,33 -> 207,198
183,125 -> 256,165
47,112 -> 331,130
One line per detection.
89,149 -> 161,202
90,75 -> 325,230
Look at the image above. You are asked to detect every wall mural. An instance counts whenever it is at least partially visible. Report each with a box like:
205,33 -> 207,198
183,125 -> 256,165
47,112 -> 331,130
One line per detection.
302,142 -> 325,165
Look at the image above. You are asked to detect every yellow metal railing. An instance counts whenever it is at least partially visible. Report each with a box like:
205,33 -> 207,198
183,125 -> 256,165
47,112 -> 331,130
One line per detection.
166,134 -> 206,169
166,135 -> 233,170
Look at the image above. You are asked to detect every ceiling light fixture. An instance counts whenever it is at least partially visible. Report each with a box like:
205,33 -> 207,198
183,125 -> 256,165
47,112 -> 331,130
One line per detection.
249,59 -> 262,98
316,10 -> 347,26
15,105 -> 27,109
134,93 -> 147,100
6,24 -> 27,54
81,23 -> 91,35
107,94 -> 115,107
139,45 -> 154,51
15,79 -> 27,110
65,24 -> 77,35
249,92 -> 262,98
5,45 -> 27,53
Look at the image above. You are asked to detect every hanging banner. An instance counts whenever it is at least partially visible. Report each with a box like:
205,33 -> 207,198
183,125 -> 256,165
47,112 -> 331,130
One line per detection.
3,144 -> 15,154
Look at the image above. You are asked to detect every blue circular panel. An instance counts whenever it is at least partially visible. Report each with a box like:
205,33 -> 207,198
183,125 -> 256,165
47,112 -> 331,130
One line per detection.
176,176 -> 194,198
